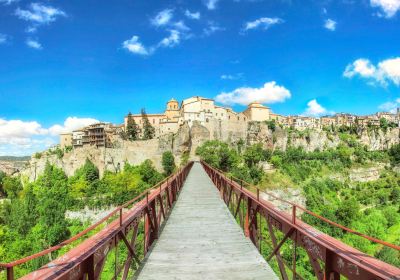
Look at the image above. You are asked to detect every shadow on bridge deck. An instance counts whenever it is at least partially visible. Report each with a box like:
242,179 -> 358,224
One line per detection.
135,162 -> 278,280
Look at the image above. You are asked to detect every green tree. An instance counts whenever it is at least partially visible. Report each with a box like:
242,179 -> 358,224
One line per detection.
243,144 -> 264,167
388,144 -> 400,164
126,112 -> 139,141
82,159 -> 99,183
376,246 -> 400,267
196,140 -> 239,172
162,151 -> 176,176
2,176 -> 22,199
35,163 -> 70,247
379,118 -> 389,132
335,198 -> 360,227
138,160 -> 163,186
141,108 -> 155,140
0,170 -> 6,196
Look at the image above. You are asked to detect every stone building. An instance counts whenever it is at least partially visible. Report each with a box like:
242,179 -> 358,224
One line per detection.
243,102 -> 271,122
60,133 -> 73,149
288,116 -> 320,130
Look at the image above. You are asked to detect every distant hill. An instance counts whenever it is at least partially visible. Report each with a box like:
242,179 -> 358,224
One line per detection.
0,156 -> 31,162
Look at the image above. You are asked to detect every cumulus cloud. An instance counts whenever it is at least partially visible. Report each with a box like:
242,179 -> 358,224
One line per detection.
203,21 -> 225,36
26,38 -> 42,49
344,57 -> 400,86
122,36 -> 152,56
303,99 -> 332,117
215,81 -> 291,106
151,9 -> 174,27
370,0 -> 400,18
15,3 -> 66,24
220,73 -> 244,80
242,17 -> 283,33
185,10 -> 200,20
0,117 -> 99,156
158,30 -> 181,48
324,19 -> 337,31
379,98 -> 400,113
48,117 -> 99,135
204,0 -> 219,10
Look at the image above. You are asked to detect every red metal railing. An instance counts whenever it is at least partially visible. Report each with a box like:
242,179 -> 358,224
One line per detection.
201,160 -> 400,280
0,161 -> 194,280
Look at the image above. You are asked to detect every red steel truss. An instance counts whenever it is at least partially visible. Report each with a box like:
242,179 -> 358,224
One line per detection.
1,160 -> 399,280
201,161 -> 400,280
0,162 -> 194,280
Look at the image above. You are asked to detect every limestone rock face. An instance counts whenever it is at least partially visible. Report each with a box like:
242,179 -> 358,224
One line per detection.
18,121 -> 400,181
190,121 -> 211,159
349,164 -> 386,182
172,122 -> 191,155
359,128 -> 400,150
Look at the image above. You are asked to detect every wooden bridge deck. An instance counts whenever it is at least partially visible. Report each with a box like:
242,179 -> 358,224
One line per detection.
135,162 -> 278,280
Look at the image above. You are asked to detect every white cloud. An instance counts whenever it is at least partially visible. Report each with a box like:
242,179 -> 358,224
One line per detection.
0,34 -> 7,44
151,9 -> 174,27
220,73 -> 244,80
215,81 -> 291,105
203,21 -> 225,36
158,30 -> 180,48
15,3 -> 66,24
344,58 -> 376,78
185,10 -> 200,20
173,21 -> 190,31
379,98 -> 400,113
204,0 -> 219,10
25,26 -> 37,33
26,38 -> 42,49
344,57 -> 400,86
0,117 -> 99,156
122,36 -> 151,56
0,119 -> 47,139
303,99 -> 332,117
48,117 -> 99,135
324,19 -> 337,31
370,0 -> 400,18
242,17 -> 283,33
0,0 -> 18,5
379,57 -> 400,85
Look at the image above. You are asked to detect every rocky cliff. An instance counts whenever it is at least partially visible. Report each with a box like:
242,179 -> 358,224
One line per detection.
247,122 -> 400,152
19,121 -> 400,180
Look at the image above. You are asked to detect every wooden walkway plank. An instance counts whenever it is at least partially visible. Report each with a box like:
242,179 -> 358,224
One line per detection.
135,162 -> 278,280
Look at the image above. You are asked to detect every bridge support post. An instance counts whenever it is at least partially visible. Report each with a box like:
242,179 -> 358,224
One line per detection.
325,251 -> 340,280
144,199 -> 159,253
244,198 -> 251,237
6,267 -> 13,280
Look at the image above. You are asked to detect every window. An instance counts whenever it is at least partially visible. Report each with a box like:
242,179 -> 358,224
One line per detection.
206,118 -> 209,123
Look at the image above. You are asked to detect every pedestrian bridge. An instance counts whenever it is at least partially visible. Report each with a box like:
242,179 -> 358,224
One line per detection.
2,162 -> 400,280
136,163 -> 277,280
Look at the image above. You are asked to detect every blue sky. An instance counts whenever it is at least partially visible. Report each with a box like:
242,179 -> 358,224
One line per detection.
0,0 -> 400,155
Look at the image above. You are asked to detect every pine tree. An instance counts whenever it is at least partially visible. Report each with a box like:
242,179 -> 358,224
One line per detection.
141,108 -> 155,140
126,112 -> 139,141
